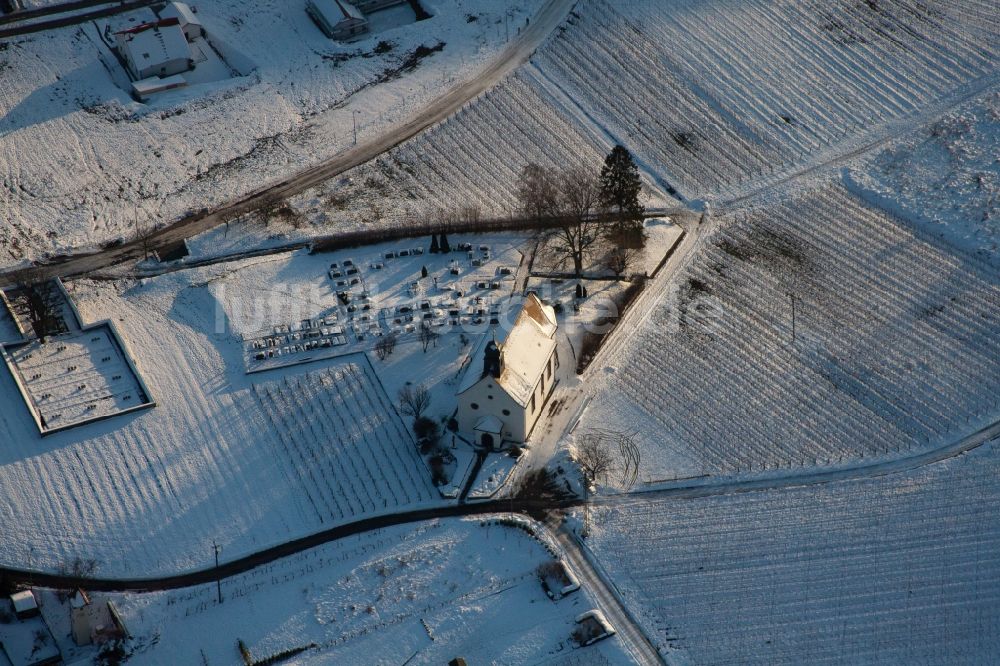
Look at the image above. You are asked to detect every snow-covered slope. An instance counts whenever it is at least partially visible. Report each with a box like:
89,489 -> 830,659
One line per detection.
300,0 -> 999,235
586,436 -> 1000,664
0,0 -> 542,267
580,184 -> 1000,481
532,0 -> 999,199
43,518 -> 629,665
0,269 -> 436,577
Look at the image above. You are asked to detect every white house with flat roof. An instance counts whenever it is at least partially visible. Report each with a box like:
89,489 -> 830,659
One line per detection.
115,19 -> 191,80
456,292 -> 559,449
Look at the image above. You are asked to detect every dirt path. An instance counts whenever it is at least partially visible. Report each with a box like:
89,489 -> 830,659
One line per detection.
2,0 -> 578,286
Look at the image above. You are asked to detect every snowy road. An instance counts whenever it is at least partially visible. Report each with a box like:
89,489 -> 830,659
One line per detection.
3,0 -> 578,284
4,417 -> 996,587
517,208 -> 708,480
602,415 -> 1000,509
549,517 -> 666,665
0,0 -> 158,38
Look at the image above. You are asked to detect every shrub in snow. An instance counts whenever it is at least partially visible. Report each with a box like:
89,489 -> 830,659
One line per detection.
429,454 -> 448,486
414,416 -> 441,452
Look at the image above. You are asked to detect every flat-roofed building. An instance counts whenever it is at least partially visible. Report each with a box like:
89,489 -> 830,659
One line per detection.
115,19 -> 191,80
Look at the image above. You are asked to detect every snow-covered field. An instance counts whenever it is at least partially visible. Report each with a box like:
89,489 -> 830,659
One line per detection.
585,436 -> 1000,664
580,184 -> 1000,481
294,0 -> 999,232
39,517 -> 628,665
530,0 -> 999,199
0,268 -> 438,577
847,90 -> 999,265
2,0 -> 997,262
0,0 -> 542,267
295,65 -> 658,230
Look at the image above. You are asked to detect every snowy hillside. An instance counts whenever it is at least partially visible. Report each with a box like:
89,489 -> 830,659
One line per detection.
0,0 -> 542,267
586,436 -> 1000,664
847,90 -> 999,265
301,0 -> 1000,231
531,0 -> 998,199
580,184 -> 1000,481
291,67 -> 639,231
0,269 -> 437,577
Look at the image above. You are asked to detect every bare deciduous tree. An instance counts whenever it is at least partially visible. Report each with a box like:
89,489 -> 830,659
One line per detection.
516,163 -> 559,222
7,274 -> 60,340
374,331 -> 398,360
258,195 -> 297,228
575,433 -> 615,487
606,245 -> 638,277
418,320 -> 439,352
546,166 -> 605,277
398,383 -> 431,419
134,215 -> 156,261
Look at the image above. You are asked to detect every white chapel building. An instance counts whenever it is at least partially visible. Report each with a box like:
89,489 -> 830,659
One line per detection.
456,292 -> 560,449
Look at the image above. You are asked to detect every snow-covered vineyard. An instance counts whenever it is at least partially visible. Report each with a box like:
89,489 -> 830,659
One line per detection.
332,68 -> 620,225
535,0 -> 999,198
320,0 -> 1000,226
582,184 -> 1000,479
587,438 -> 1000,664
245,362 -> 434,523
0,276 -> 436,576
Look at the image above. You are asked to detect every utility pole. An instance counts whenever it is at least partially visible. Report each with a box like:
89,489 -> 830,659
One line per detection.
212,540 -> 222,604
353,110 -> 360,145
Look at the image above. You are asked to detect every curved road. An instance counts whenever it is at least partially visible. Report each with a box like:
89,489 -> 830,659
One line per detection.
0,501 -> 551,592
4,418 -> 997,591
6,0 -> 578,285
